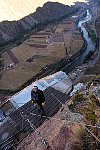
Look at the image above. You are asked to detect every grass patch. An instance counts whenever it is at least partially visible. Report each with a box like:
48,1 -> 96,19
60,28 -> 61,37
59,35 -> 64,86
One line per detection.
26,55 -> 46,62
88,29 -> 97,42
89,94 -> 100,107
72,124 -> 99,150
68,93 -> 83,110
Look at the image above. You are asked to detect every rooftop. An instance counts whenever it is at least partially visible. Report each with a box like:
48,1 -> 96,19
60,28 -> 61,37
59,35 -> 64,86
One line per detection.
9,71 -> 72,108
0,86 -> 69,149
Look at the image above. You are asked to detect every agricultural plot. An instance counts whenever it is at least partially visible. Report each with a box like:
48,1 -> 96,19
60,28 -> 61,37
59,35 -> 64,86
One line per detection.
2,52 -> 13,67
1,20 -> 84,90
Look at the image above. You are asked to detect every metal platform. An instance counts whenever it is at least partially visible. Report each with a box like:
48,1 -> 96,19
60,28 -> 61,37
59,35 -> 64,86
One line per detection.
0,87 -> 68,150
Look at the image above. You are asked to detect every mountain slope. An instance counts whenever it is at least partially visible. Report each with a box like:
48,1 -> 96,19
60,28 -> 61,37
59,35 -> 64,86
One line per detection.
89,0 -> 100,37
0,2 -> 74,46
33,2 -> 71,22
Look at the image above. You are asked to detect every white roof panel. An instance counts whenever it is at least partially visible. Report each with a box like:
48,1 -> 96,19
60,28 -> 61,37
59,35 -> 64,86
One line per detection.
9,71 -> 72,108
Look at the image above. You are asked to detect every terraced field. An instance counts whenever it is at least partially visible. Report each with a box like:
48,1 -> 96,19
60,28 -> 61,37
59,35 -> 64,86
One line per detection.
1,19 -> 84,90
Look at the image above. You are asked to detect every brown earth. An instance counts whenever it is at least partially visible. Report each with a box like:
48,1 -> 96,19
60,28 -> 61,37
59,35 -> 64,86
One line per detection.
0,19 -> 84,90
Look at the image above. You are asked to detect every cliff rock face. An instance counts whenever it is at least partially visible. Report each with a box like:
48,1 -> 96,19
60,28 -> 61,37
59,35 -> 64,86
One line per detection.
89,0 -> 100,37
95,0 -> 100,6
89,0 -> 100,18
0,18 -> 38,45
0,21 -> 23,44
33,2 -> 71,22
0,2 -> 72,45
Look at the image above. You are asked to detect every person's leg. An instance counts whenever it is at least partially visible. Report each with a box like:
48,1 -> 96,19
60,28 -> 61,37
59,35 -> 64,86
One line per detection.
38,102 -> 45,114
36,103 -> 41,111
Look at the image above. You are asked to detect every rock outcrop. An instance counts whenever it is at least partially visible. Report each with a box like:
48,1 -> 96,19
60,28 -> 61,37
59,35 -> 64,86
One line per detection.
33,2 -> 71,22
89,0 -> 100,37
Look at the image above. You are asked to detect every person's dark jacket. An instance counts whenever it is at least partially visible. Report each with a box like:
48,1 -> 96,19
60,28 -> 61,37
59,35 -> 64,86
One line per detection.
31,89 -> 45,104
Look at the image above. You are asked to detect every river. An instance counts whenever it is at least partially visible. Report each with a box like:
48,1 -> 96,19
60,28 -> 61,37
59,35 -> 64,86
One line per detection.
63,9 -> 96,73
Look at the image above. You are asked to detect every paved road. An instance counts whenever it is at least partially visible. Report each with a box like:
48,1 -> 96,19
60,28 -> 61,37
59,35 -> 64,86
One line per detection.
72,42 -> 100,85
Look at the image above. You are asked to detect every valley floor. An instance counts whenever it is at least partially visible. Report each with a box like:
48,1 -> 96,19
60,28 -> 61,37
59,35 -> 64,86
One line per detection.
0,16 -> 84,90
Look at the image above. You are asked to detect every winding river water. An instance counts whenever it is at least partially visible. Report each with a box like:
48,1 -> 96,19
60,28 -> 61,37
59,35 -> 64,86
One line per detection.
64,10 -> 96,73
